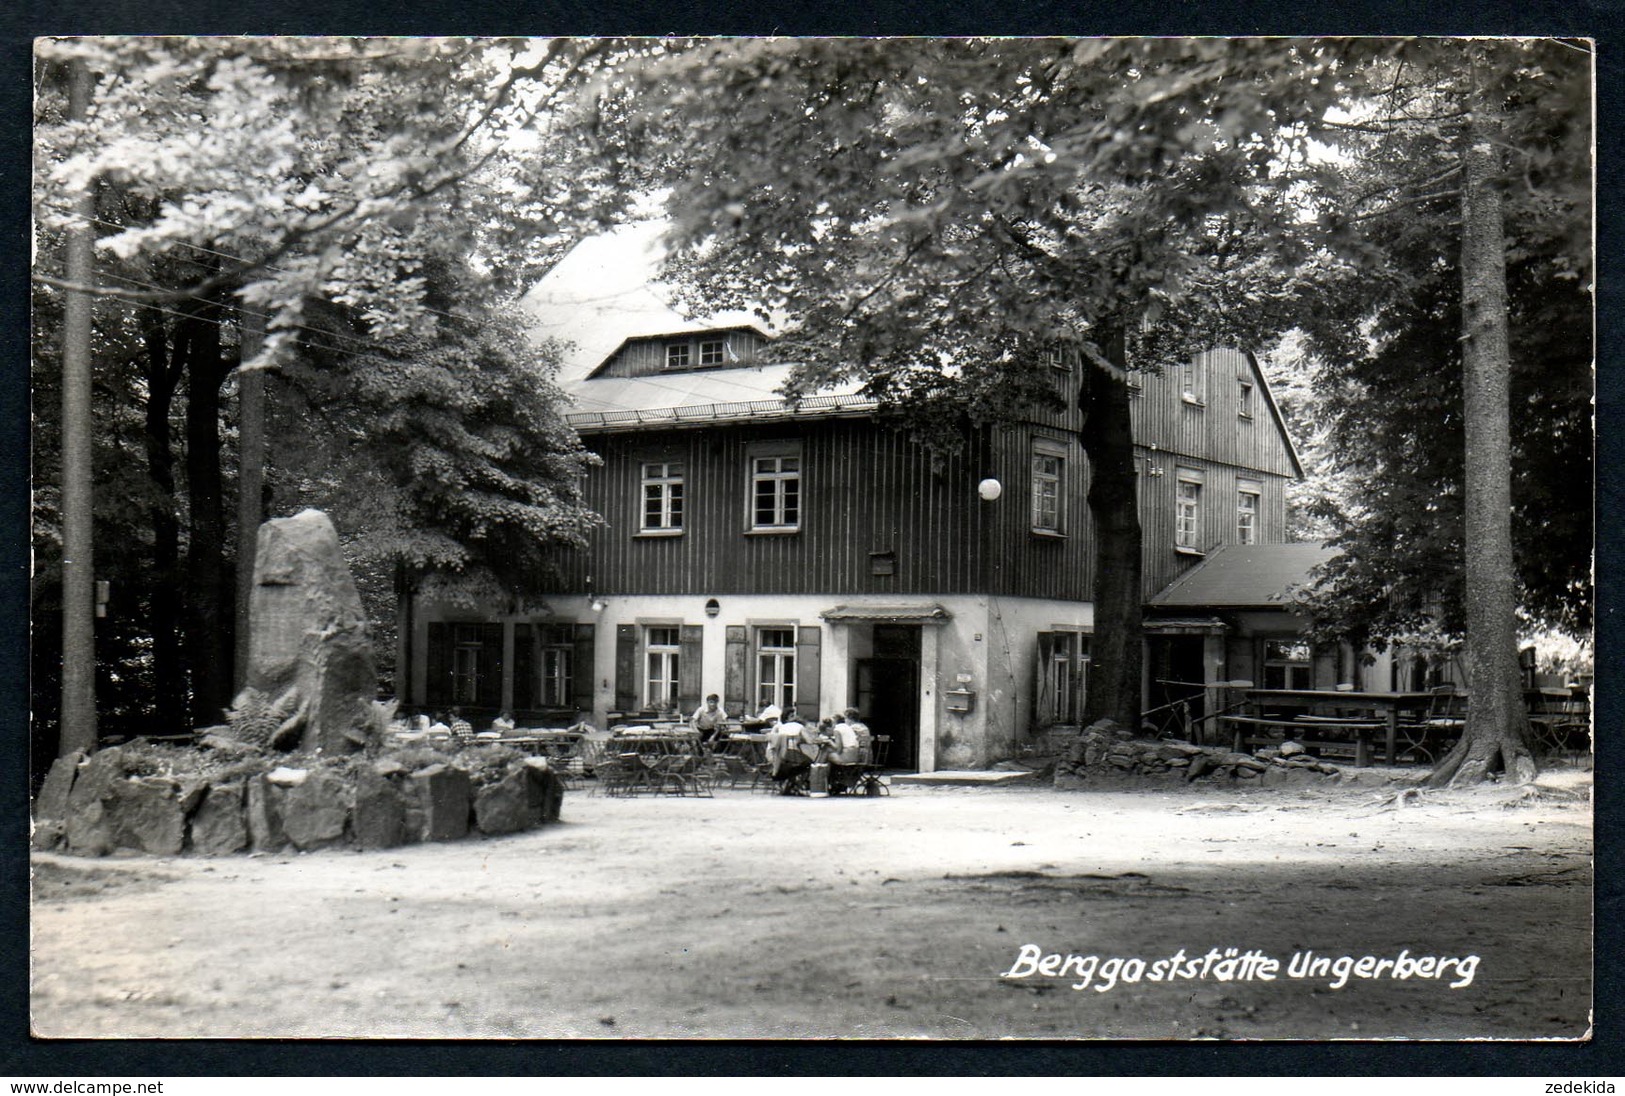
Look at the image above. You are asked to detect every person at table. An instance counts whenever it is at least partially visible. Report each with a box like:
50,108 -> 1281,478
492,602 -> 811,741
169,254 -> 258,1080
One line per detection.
428,713 -> 452,737
491,710 -> 516,734
691,693 -> 728,744
766,709 -> 814,774
825,712 -> 866,765
448,708 -> 474,743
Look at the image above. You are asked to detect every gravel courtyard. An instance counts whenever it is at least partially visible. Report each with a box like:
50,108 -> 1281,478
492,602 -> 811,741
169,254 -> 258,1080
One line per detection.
31,768 -> 1592,1040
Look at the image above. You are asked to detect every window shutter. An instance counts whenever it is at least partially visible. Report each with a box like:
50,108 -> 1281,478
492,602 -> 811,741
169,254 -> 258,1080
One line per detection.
724,626 -> 747,717
678,625 -> 704,714
512,624 -> 535,712
614,624 -> 638,713
479,623 -> 504,710
572,623 -> 596,716
795,625 -> 821,716
426,622 -> 451,707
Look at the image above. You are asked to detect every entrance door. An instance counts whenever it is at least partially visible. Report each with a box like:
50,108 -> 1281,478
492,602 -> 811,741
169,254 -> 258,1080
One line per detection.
854,658 -> 919,769
1148,635 -> 1207,740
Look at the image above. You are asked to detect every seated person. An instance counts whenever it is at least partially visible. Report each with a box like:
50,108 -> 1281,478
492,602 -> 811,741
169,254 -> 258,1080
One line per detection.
428,713 -> 452,737
691,693 -> 728,743
755,701 -> 783,724
491,710 -> 516,734
448,708 -> 474,742
826,715 -> 866,765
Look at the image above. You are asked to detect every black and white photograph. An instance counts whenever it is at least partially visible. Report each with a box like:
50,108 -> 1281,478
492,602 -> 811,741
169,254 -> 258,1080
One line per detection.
27,36 -> 1595,1043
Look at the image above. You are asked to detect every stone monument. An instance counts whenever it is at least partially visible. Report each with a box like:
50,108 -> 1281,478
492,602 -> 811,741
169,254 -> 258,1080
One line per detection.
242,509 -> 377,755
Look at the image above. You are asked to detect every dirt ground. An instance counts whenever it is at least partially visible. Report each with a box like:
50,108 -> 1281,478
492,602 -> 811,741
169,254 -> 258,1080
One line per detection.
30,765 -> 1593,1041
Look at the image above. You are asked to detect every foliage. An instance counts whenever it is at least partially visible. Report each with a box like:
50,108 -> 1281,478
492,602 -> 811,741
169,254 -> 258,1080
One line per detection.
31,37 -> 623,749
1287,39 -> 1592,650
600,37 -> 1363,726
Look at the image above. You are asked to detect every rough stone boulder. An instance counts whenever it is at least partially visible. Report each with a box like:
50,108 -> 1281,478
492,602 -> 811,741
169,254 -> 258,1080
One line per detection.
244,509 -> 377,755
65,748 -> 127,857
409,764 -> 470,842
353,767 -> 408,851
190,782 -> 249,856
279,769 -> 352,851
474,769 -> 532,836
107,777 -> 188,856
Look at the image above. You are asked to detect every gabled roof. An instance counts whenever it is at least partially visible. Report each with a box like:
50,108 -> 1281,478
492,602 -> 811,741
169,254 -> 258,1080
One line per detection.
1147,543 -> 1334,609
1245,350 -> 1306,480
517,222 -> 770,386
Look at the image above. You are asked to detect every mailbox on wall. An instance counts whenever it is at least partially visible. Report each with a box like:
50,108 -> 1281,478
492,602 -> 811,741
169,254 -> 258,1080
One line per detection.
945,689 -> 976,714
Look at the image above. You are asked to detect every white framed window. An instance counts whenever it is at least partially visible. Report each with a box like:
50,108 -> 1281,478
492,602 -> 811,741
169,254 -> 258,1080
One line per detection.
1038,631 -> 1089,725
1180,359 -> 1205,405
1175,469 -> 1204,550
1237,483 -> 1261,545
645,626 -> 682,709
699,338 -> 726,366
756,627 -> 797,711
1238,379 -> 1255,419
541,644 -> 572,707
749,445 -> 801,531
1031,438 -> 1067,534
1045,345 -> 1069,372
641,461 -> 685,532
664,342 -> 691,370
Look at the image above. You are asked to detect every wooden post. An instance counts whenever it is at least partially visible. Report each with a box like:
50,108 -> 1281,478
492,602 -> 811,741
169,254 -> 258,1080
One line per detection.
58,60 -> 97,756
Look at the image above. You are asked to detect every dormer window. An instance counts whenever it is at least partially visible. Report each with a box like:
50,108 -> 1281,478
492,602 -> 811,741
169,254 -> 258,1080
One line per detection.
664,342 -> 691,370
700,338 -> 727,366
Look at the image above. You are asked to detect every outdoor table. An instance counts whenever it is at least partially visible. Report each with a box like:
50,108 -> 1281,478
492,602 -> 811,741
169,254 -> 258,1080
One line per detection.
1237,689 -> 1437,766
719,732 -> 770,767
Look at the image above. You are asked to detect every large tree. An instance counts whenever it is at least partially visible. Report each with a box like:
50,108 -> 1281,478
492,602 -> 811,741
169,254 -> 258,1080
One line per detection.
1290,39 -> 1592,784
31,37 -> 613,744
606,38 -> 1354,728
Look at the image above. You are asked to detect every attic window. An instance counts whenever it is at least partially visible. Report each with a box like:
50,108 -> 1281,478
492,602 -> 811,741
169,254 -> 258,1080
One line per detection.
1238,380 -> 1255,419
664,342 -> 691,370
699,338 -> 727,366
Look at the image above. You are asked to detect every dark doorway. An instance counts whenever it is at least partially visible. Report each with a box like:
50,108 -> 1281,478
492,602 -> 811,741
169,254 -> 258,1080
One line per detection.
1148,635 -> 1207,740
854,623 -> 922,769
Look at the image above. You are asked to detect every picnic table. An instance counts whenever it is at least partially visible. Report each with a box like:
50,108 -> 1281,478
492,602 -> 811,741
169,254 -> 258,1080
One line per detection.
1223,689 -> 1439,767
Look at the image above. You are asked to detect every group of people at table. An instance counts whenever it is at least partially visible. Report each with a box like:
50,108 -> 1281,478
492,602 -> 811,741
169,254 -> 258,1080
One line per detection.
390,697 -> 876,784
690,694 -> 873,778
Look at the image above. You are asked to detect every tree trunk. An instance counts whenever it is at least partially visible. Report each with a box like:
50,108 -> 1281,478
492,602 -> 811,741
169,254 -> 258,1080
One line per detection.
183,300 -> 234,727
57,60 -> 97,757
234,307 -> 267,691
141,305 -> 187,730
1078,324 -> 1144,730
1429,50 -> 1537,788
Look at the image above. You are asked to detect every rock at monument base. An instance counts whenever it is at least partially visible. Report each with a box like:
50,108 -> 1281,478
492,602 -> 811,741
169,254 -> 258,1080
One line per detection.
34,751 -> 84,823
474,769 -> 532,835
107,776 -> 187,856
31,819 -> 66,852
246,776 -> 289,852
190,783 -> 249,856
409,764 -> 470,842
245,509 -> 378,756
280,770 -> 351,851
65,748 -> 126,857
353,769 -> 406,851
